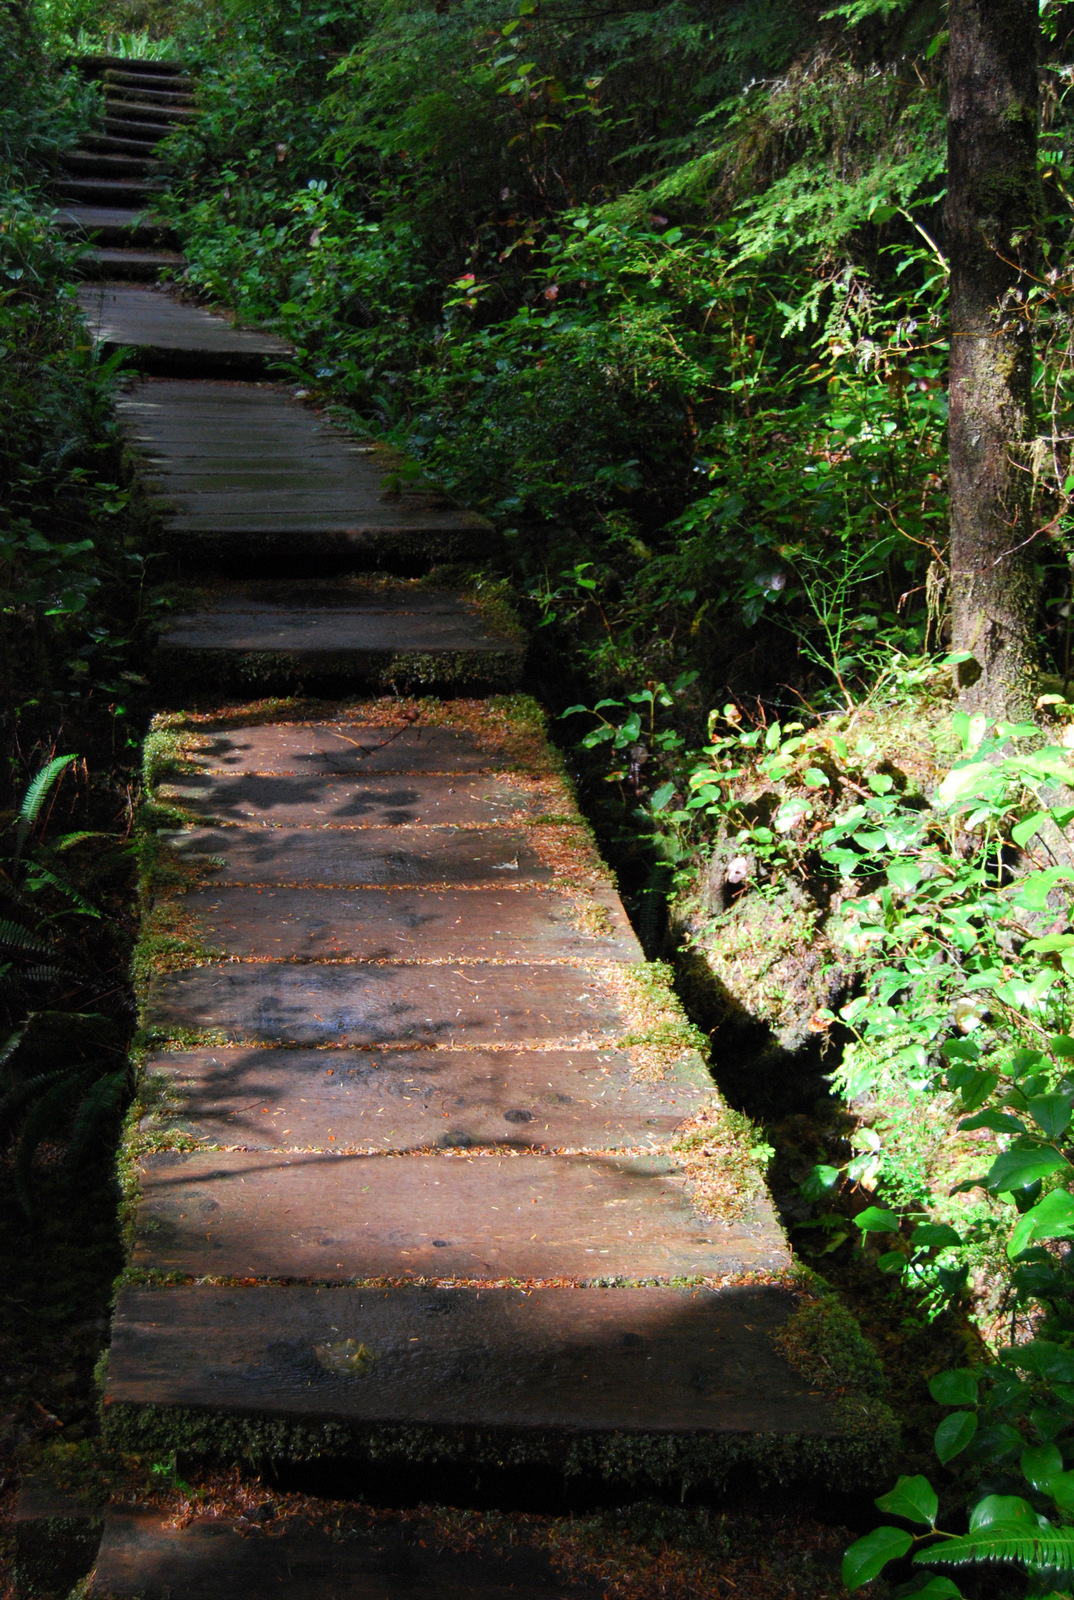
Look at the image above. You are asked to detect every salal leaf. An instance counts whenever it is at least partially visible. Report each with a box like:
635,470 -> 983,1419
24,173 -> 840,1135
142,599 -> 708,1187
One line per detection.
1021,1443 -> 1063,1491
969,1495 -> 1036,1531
985,1144 -> 1068,1193
959,1109 -> 1026,1135
842,1526 -> 913,1589
1008,1189 -> 1074,1259
928,1369 -> 979,1406
913,1222 -> 962,1249
935,1410 -> 977,1463
1028,1094 -> 1073,1140
855,1205 -> 901,1233
875,1474 -> 938,1526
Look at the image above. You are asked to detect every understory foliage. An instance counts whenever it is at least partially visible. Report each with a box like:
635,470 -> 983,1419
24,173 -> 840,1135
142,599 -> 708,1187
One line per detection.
0,7 -> 147,1210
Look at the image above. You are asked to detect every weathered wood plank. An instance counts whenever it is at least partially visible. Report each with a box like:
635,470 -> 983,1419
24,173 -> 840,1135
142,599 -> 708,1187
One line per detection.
141,1045 -> 710,1152
132,1148 -> 786,1280
143,962 -> 629,1047
104,1284 -> 824,1440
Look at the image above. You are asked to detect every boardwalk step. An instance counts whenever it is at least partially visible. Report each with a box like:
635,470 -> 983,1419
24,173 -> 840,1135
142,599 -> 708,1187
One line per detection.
55,176 -> 164,204
81,130 -> 162,156
103,68 -> 195,92
149,585 -> 523,695
89,1506 -> 590,1600
103,97 -> 196,122
61,149 -> 160,176
78,285 -> 286,374
139,1043 -> 703,1151
77,53 -> 187,77
118,378 -> 493,572
102,1284 -> 835,1468
54,206 -> 178,247
76,247 -> 186,280
103,116 -> 174,141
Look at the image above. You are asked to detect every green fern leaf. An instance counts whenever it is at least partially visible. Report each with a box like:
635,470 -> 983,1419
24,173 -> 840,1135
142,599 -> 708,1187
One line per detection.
13,1071 -> 84,1216
66,1068 -> 129,1163
17,754 -> 78,831
0,919 -> 53,957
917,1526 -> 1074,1569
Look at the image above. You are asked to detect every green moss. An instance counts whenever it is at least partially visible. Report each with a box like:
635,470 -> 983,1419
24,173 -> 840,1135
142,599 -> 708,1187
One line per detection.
771,1292 -> 887,1398
101,1401 -> 896,1491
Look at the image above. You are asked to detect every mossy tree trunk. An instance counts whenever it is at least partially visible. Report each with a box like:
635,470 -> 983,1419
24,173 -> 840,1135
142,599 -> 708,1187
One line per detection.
946,0 -> 1040,718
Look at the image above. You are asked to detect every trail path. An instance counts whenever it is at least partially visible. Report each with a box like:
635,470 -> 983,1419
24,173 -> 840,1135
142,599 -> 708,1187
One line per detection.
41,56 -> 865,1597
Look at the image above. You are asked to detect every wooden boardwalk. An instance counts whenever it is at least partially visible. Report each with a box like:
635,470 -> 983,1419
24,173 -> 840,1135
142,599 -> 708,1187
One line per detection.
41,55 -> 881,1599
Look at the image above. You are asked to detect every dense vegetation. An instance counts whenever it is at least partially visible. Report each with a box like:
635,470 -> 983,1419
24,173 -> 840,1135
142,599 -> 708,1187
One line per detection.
8,0 -> 1074,1591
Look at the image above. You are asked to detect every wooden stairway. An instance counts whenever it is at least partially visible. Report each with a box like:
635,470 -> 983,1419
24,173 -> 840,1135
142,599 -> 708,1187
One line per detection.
27,54 -> 887,1600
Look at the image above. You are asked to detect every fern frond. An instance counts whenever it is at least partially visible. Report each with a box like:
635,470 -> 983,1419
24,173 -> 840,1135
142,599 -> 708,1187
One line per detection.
22,964 -> 68,985
919,1526 -> 1074,1569
0,919 -> 53,957
13,755 -> 79,869
21,864 -> 99,917
13,1071 -> 83,1216
66,1068 -> 129,1163
0,1069 -> 68,1130
17,754 -> 78,831
0,1026 -> 26,1071
51,831 -> 110,852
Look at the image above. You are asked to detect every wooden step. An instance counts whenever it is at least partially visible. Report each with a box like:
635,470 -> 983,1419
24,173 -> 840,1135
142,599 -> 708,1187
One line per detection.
103,115 -> 173,142
118,379 -> 493,572
104,94 -> 196,121
76,53 -> 187,77
82,130 -> 161,156
77,285 -> 289,377
54,175 -> 163,205
54,205 -> 178,247
140,1043 -> 704,1152
76,247 -> 186,280
101,1284 -> 845,1480
104,68 -> 195,92
61,148 -> 160,177
89,1505 -> 589,1600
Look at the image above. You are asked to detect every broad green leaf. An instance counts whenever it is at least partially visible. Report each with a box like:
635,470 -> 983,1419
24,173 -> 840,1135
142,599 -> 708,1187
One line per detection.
928,1369 -> 978,1406
902,1579 -> 962,1599
649,782 -> 676,812
959,1109 -> 1026,1135
888,861 -> 922,891
968,1494 -> 1036,1531
935,1410 -> 977,1463
1028,1093 -> 1074,1140
1014,866 -> 1074,912
875,1474 -> 938,1526
1021,1443 -> 1063,1491
1008,1189 -> 1074,1258
1048,1470 -> 1074,1511
936,760 -> 999,808
1013,810 -> 1050,848
912,1223 -> 962,1249
842,1526 -> 913,1589
855,1205 -> 901,1234
985,1145 -> 1068,1193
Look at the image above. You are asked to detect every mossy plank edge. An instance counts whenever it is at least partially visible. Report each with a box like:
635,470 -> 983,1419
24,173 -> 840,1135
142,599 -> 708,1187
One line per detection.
144,692 -> 563,779
101,1399 -> 896,1490
149,646 -> 525,699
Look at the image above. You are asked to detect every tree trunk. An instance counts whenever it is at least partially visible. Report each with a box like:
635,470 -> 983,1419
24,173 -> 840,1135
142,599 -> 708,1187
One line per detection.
946,0 -> 1040,719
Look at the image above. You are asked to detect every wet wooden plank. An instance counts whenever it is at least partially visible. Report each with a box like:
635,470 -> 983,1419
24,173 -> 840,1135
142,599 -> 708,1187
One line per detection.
175,723 -> 527,774
105,1283 -> 821,1437
77,284 -> 289,371
142,1045 -> 705,1151
132,1148 -> 786,1281
157,826 -> 558,885
90,1509 -> 578,1600
143,962 -> 627,1047
156,610 -> 515,655
158,772 -> 569,828
118,381 -> 485,535
165,885 -> 639,963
